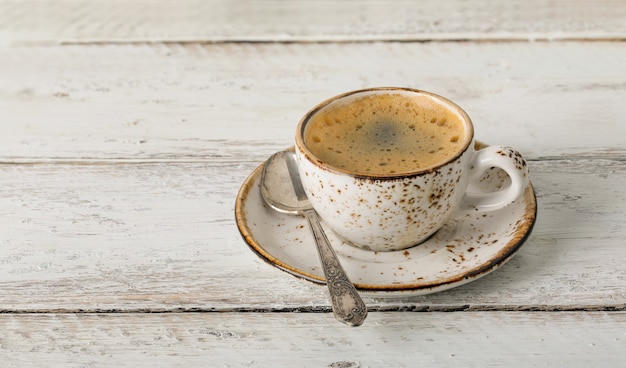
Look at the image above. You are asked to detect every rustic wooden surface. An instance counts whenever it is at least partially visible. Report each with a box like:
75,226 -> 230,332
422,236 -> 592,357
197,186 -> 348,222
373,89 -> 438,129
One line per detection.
1,1 -> 625,366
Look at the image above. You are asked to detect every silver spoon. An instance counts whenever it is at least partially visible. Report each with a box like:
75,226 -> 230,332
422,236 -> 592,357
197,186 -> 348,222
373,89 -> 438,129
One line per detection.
261,150 -> 367,327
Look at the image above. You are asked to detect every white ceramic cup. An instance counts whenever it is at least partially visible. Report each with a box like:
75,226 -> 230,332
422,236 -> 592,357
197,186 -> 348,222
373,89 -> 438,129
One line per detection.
294,87 -> 529,252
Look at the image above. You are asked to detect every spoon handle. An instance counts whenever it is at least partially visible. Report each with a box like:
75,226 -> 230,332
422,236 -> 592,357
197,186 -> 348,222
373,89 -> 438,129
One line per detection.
303,209 -> 368,327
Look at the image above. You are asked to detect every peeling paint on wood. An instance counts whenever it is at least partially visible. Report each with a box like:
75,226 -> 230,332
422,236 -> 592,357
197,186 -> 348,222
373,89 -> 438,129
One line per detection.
1,1 -> 625,366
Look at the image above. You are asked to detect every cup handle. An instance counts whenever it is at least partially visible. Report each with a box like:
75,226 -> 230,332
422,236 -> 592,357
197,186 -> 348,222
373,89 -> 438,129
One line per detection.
458,146 -> 529,213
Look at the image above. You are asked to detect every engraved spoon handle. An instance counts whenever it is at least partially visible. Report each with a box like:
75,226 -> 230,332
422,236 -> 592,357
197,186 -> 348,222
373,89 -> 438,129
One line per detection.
303,209 -> 368,327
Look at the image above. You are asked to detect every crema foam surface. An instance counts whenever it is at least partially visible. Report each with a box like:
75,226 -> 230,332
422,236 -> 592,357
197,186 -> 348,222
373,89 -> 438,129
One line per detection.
304,93 -> 466,175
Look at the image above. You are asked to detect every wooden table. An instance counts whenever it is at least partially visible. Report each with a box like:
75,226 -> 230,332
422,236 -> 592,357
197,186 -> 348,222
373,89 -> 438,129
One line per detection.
1,1 -> 625,366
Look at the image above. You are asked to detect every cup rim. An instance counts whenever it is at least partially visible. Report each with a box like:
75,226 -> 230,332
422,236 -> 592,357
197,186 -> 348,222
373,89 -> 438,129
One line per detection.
295,87 -> 475,179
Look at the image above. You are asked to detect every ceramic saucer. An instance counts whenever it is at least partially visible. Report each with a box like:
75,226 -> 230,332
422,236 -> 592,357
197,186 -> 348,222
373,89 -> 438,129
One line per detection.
235,143 -> 537,298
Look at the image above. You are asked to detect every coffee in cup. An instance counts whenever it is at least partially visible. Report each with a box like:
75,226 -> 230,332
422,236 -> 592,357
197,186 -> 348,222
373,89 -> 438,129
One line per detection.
294,87 -> 529,252
303,92 -> 467,175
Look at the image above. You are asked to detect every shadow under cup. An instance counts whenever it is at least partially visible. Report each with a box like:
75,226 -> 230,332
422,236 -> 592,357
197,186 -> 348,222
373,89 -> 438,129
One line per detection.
294,87 -> 478,252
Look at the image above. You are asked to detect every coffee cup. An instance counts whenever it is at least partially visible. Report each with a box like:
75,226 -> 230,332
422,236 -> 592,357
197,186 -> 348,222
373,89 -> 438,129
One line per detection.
294,87 -> 529,252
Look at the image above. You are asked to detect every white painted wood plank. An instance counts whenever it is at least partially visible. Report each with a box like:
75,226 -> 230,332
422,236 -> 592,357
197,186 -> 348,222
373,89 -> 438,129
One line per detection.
1,0 -> 625,45
1,42 -> 625,161
1,157 -> 624,311
0,312 -> 624,367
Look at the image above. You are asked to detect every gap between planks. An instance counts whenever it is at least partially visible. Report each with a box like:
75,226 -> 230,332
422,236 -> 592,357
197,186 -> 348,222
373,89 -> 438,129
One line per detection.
1,304 -> 625,314
0,155 -> 622,166
11,36 -> 626,48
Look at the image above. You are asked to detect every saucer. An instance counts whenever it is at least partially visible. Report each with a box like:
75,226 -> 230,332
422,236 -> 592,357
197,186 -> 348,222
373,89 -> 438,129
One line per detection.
235,143 -> 537,298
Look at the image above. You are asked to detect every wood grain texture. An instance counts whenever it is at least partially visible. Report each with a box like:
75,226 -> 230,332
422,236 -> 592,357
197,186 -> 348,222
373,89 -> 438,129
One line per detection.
1,42 -> 625,161
1,2 -> 625,365
1,157 -> 624,311
1,0 -> 626,45
0,312 -> 625,367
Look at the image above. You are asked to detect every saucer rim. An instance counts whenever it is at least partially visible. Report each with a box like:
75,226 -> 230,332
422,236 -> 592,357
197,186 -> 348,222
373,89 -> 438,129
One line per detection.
235,143 -> 537,296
